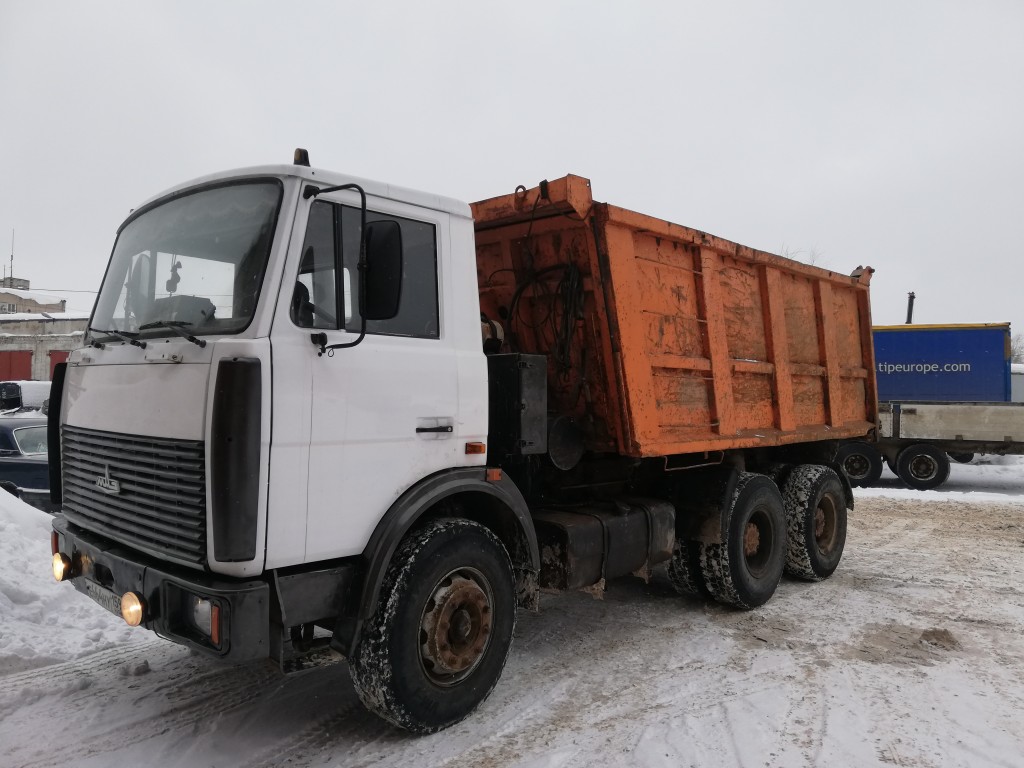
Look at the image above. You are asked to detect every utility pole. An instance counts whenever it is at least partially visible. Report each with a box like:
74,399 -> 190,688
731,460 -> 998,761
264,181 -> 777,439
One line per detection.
4,229 -> 10,284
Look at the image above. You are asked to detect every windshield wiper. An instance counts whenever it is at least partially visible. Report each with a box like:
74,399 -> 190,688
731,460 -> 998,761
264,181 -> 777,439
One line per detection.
137,320 -> 207,348
89,327 -> 147,349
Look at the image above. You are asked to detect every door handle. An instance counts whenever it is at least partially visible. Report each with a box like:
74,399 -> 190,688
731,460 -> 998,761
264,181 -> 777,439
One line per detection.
416,426 -> 453,434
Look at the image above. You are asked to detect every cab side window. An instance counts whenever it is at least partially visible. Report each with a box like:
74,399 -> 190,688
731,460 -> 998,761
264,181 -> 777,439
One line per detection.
340,207 -> 439,339
292,202 -> 338,329
293,200 -> 439,339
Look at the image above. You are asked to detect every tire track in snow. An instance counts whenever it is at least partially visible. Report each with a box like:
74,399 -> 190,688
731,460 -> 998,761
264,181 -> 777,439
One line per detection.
0,635 -> 165,697
244,699 -> 388,768
2,648 -> 282,768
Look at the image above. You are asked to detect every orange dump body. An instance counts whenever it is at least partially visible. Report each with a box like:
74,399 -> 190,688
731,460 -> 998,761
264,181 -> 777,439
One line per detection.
472,175 -> 876,459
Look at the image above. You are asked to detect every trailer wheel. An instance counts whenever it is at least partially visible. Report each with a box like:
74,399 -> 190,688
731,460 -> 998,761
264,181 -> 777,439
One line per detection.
835,442 -> 883,487
348,518 -> 516,734
781,465 -> 848,581
698,473 -> 786,609
895,444 -> 950,490
667,538 -> 709,597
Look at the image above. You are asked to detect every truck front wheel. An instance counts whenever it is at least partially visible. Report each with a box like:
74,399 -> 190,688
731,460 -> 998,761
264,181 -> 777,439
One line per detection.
699,473 -> 786,609
348,518 -> 516,734
781,465 -> 848,581
895,444 -> 950,490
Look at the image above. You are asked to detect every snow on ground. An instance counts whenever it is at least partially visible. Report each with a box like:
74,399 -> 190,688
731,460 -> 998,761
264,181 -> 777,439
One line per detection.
0,493 -> 135,674
1,459 -> 1023,767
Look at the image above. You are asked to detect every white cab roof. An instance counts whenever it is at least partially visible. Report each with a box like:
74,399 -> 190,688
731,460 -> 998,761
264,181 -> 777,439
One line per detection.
127,164 -> 473,225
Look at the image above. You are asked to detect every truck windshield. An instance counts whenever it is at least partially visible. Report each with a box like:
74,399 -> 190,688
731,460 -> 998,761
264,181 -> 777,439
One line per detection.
91,180 -> 282,339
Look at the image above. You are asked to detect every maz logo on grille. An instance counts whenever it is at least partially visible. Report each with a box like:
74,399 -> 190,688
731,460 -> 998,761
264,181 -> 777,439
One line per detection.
95,465 -> 121,495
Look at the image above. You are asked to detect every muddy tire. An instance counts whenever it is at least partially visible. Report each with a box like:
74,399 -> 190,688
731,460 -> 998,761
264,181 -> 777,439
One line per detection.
698,473 -> 786,609
667,538 -> 709,597
836,442 -> 883,487
896,443 -> 950,490
348,518 -> 516,734
781,465 -> 848,581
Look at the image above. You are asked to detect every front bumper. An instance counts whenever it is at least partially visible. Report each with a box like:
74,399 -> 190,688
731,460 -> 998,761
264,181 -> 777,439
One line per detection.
52,515 -> 270,662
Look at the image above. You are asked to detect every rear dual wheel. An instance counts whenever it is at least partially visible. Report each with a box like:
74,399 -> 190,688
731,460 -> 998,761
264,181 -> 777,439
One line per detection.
780,465 -> 848,581
666,538 -> 709,598
694,473 -> 787,609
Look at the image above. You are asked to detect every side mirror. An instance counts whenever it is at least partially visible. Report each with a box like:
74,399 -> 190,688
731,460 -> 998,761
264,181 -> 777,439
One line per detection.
362,221 -> 402,321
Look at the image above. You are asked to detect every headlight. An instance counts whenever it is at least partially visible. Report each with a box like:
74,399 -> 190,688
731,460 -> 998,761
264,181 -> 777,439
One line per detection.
120,592 -> 146,626
52,553 -> 73,582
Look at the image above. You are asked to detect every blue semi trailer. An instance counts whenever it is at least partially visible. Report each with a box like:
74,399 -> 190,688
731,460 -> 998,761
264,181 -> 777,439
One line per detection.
874,324 -> 1011,403
838,323 -> 1024,490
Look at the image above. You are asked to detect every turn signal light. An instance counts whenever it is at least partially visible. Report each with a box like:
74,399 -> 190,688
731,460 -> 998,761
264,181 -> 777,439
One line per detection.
121,592 -> 146,626
52,553 -> 73,582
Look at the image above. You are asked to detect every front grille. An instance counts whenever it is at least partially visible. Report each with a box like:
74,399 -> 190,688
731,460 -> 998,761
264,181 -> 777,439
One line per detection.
61,425 -> 207,568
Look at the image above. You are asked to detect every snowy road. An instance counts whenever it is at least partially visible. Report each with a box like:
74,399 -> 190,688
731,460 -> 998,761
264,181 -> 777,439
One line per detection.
3,467 -> 1024,767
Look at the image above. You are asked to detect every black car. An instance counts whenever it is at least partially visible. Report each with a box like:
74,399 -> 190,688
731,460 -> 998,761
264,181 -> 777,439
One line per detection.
0,413 -> 54,513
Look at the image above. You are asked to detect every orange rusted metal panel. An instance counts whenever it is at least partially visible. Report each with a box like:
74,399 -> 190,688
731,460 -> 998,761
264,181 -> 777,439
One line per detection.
472,175 -> 876,459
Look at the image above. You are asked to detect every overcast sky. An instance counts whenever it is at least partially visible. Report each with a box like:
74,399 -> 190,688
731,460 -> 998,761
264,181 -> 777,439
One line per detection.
2,1 -> 1023,331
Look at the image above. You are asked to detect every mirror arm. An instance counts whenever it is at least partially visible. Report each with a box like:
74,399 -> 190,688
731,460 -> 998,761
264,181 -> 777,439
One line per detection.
305,183 -> 370,354
303,183 -> 366,200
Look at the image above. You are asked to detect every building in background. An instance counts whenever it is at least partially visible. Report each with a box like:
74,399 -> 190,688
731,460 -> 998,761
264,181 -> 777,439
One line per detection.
0,281 -> 87,381
0,285 -> 67,314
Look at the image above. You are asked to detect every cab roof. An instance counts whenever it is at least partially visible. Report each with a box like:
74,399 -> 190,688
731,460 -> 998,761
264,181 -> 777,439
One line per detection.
127,163 -> 473,224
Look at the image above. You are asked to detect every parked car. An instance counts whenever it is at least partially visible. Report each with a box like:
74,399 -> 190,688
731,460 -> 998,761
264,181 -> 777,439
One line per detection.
0,412 -> 55,513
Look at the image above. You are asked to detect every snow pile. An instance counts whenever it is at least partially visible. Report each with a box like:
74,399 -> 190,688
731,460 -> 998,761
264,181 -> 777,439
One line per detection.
0,492 -> 133,673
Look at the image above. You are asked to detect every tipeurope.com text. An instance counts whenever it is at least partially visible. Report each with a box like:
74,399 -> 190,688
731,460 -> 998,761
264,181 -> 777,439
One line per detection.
877,362 -> 972,374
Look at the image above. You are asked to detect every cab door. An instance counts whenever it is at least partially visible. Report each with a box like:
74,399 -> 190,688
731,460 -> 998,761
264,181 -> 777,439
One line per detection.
293,196 -> 460,561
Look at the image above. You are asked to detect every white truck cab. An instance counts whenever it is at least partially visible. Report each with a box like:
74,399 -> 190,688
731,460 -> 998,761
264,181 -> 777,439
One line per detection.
51,156 -> 538,732
61,162 -> 496,572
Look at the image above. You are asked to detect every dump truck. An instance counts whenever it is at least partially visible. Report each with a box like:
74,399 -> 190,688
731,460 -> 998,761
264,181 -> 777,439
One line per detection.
837,323 -> 1024,489
48,153 -> 876,733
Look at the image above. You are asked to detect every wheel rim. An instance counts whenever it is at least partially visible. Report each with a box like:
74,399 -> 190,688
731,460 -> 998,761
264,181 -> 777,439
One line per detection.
419,567 -> 493,687
908,454 -> 938,482
842,453 -> 869,481
742,508 -> 776,578
813,494 -> 839,555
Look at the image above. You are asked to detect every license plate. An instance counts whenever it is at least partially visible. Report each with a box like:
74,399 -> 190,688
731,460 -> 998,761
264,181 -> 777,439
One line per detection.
84,580 -> 122,617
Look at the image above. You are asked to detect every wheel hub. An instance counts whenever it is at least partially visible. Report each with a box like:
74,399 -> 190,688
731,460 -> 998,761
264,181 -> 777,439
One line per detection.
420,569 -> 493,685
742,508 -> 775,578
744,522 -> 761,557
814,496 -> 838,554
844,455 -> 869,479
909,455 -> 938,481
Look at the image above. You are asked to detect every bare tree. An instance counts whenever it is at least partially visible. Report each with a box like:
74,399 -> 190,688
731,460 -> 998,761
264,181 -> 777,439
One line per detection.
778,244 -> 824,267
1012,333 -> 1024,364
